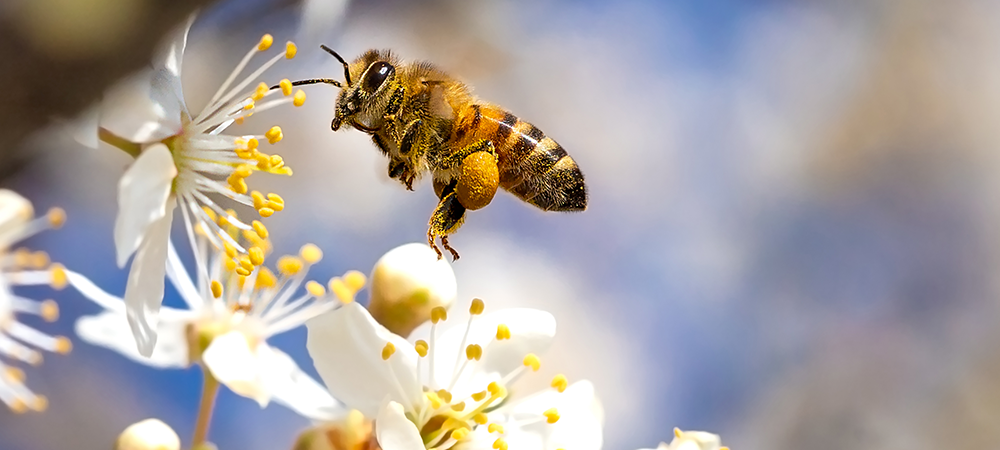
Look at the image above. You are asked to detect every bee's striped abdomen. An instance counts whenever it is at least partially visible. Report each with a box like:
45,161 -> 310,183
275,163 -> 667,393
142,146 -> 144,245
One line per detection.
451,104 -> 587,212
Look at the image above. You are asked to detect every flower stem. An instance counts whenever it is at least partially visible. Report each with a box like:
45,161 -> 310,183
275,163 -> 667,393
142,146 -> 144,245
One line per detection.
192,365 -> 220,447
98,127 -> 143,158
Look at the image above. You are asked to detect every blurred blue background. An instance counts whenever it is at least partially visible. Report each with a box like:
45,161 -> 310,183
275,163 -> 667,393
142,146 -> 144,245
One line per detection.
5,0 -> 1000,449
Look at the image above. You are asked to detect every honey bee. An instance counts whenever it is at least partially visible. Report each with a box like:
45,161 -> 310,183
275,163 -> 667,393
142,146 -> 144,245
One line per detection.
290,46 -> 587,260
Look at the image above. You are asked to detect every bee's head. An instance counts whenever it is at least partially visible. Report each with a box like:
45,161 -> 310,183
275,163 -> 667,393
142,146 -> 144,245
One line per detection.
332,50 -> 397,132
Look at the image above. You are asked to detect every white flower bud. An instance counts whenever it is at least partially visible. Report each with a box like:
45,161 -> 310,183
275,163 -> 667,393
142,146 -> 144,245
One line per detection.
658,429 -> 728,450
368,243 -> 457,337
115,418 -> 180,450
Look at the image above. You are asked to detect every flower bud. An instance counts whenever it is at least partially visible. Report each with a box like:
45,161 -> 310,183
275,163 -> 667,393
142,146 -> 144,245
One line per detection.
368,243 -> 457,337
115,419 -> 180,450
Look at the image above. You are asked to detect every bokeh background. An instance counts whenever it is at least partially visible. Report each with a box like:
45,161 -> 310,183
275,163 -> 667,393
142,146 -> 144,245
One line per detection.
4,0 -> 1000,449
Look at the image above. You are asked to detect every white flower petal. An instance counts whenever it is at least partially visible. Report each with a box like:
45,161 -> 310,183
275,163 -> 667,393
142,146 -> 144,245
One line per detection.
114,144 -> 177,267
65,105 -> 100,149
262,346 -> 347,421
100,70 -> 185,143
667,431 -> 724,450
306,303 -> 423,417
202,331 -> 269,406
506,381 -> 604,450
123,198 -> 175,357
75,310 -> 191,368
433,308 -> 556,389
375,401 -> 425,450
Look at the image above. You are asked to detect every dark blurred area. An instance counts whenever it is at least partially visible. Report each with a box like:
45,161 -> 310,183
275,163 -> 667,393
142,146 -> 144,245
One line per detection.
5,0 -> 1000,450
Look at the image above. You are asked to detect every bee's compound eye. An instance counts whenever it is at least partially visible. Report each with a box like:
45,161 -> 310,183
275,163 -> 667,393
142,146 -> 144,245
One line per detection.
363,61 -> 395,92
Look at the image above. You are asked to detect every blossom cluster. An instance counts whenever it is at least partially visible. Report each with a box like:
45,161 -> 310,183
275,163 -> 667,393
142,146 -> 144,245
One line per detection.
1,14 -> 729,450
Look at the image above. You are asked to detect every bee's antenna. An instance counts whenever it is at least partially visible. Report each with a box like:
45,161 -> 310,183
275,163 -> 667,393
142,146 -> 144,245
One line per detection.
320,44 -> 352,87
273,78 -> 343,89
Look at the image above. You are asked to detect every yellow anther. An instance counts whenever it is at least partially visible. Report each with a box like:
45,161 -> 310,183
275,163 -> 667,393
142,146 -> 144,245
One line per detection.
414,340 -> 429,357
235,164 -> 254,178
235,116 -> 245,125
256,267 -> 277,289
328,278 -> 353,303
285,41 -> 297,58
54,336 -> 72,354
228,175 -> 248,194
251,191 -> 267,210
450,401 -> 466,411
258,34 -> 273,51
30,251 -> 49,269
267,193 -> 285,211
265,126 -> 283,144
469,298 -> 485,315
12,248 -> 29,267
299,243 -> 322,264
543,408 -> 560,424
488,423 -> 504,434
381,342 -> 395,360
211,280 -> 223,299
238,255 -> 254,273
10,398 -> 27,414
202,206 -> 218,223
451,428 -> 469,441
720,447 -> 730,450
40,300 -> 58,322
258,207 -> 275,217
244,100 -> 255,111
493,438 -> 508,450
431,306 -> 448,324
268,155 -> 285,169
49,264 -> 67,290
343,270 -> 366,291
224,258 -> 238,272
253,82 -> 269,101
293,89 -> 306,107
32,395 -> 48,412
250,220 -> 269,240
473,413 -> 488,425
496,324 -> 511,340
436,389 -> 452,403
279,79 -> 293,96
277,255 -> 304,276
306,280 -> 326,297
223,241 -> 238,258
471,391 -> 488,402
466,344 -> 483,361
551,374 -> 568,393
4,367 -> 25,383
424,391 -> 442,409
235,266 -> 251,277
46,207 -> 66,229
248,246 -> 265,266
523,353 -> 541,372
487,382 -> 503,397
247,137 -> 260,150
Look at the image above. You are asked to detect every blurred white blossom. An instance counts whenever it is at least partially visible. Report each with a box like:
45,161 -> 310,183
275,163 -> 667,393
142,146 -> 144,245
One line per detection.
116,418 -> 181,450
640,429 -> 729,450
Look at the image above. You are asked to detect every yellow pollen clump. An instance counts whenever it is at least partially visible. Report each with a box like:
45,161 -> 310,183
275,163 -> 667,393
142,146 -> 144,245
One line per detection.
466,344 -> 482,361
523,353 -> 541,371
381,342 -> 395,360
253,82 -> 269,101
343,270 -> 366,291
471,391 -> 488,402
47,207 -> 66,229
493,438 -> 508,450
299,244 -> 322,264
54,336 -> 72,354
293,90 -> 306,107
258,34 -> 274,51
267,193 -> 285,211
329,278 -> 354,304
437,389 -> 453,403
306,280 -> 326,297
551,374 -> 568,393
450,428 -> 469,441
450,401 -> 466,411
49,264 -> 67,290
252,220 -> 269,239
279,79 -> 293,96
256,267 -> 277,289
277,255 -> 304,276
211,280 -> 224,299
488,423 -> 504,434
248,246 -> 266,266
496,324 -> 511,340
266,126 -> 283,144
469,298 -> 485,315
431,306 -> 448,324
285,41 -> 297,58
543,408 -> 560,424
414,340 -> 429,357
40,300 -> 59,322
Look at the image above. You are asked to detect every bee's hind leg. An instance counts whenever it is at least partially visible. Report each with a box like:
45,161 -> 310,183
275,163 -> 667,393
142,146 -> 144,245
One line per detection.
427,189 -> 466,261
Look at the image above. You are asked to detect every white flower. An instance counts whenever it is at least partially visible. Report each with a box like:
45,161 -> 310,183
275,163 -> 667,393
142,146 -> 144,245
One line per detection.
307,298 -> 604,450
83,16 -> 307,356
116,418 -> 181,450
0,189 -> 71,412
641,429 -> 729,450
68,217 -> 354,421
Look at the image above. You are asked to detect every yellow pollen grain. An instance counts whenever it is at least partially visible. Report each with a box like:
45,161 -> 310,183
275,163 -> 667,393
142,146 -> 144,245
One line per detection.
293,90 -> 306,107
49,264 -> 67,290
436,389 -> 452,403
523,353 -> 541,372
381,342 -> 395,360
474,413 -> 488,425
279,79 -> 293,96
40,300 -> 58,322
469,298 -> 485,315
471,391 -> 488,402
277,255 -> 304,276
488,423 -> 504,434
299,243 -> 322,264
466,344 -> 483,361
285,41 -> 297,58
450,401 -> 466,411
306,280 -> 326,297
414,340 -> 429,357
258,207 -> 275,217
496,324 -> 511,340
551,374 -> 568,393
54,336 -> 72,354
211,280 -> 224,298
451,428 -> 469,441
431,306 -> 448,324
543,408 -> 560,424
267,193 -> 285,210
46,207 -> 66,229
252,220 -> 269,239
256,267 -> 277,289
251,191 -> 267,210
258,34 -> 274,51
32,395 -> 48,412
248,246 -> 266,266
343,270 -> 366,291
266,126 -> 283,144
